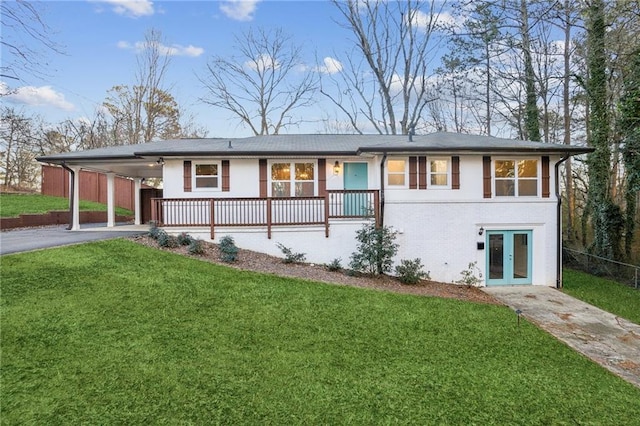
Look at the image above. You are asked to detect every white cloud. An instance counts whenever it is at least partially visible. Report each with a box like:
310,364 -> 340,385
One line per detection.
219,0 -> 261,22
91,0 -> 154,18
245,54 -> 280,72
1,85 -> 75,111
412,9 -> 466,32
316,57 -> 343,75
117,40 -> 204,57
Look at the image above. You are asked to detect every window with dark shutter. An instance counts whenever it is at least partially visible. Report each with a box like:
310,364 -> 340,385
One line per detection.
418,156 -> 427,189
259,159 -> 267,197
318,159 -> 326,196
452,156 -> 460,189
541,156 -> 550,198
483,156 -> 491,198
409,156 -> 418,189
183,161 -> 192,192
222,160 -> 230,192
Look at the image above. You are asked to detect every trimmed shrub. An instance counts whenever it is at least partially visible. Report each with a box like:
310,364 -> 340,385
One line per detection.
218,235 -> 239,263
177,232 -> 193,246
395,258 -> 430,285
456,261 -> 482,287
148,221 -> 163,240
276,242 -> 306,264
157,232 -> 178,248
349,222 -> 398,275
327,258 -> 342,272
188,239 -> 205,255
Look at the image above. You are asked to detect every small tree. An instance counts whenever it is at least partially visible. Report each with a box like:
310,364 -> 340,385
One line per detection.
349,222 -> 398,275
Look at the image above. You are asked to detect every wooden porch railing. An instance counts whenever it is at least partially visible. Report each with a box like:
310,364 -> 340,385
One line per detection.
150,190 -> 379,239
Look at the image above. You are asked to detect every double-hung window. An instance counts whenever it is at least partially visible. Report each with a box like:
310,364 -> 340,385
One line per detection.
387,159 -> 406,186
494,159 -> 538,196
271,162 -> 315,197
429,158 -> 449,187
194,163 -> 219,189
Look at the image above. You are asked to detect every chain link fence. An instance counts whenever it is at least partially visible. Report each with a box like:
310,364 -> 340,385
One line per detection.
563,248 -> 639,289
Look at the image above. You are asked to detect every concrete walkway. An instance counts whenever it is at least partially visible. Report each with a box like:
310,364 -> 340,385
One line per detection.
483,286 -> 640,389
0,223 -> 147,255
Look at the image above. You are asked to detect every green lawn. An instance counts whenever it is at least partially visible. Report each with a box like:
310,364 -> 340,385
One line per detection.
563,268 -> 640,324
2,240 -> 639,424
0,193 -> 133,217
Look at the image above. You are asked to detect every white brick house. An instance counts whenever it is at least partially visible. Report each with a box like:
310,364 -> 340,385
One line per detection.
37,132 -> 591,288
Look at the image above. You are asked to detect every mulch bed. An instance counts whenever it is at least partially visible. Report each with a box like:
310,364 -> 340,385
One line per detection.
130,235 -> 501,305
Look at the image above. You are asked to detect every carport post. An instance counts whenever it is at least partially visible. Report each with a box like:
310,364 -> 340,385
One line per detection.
70,166 -> 81,230
106,173 -> 116,228
134,178 -> 142,225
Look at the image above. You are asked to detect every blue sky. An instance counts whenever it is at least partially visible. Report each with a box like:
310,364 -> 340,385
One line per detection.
2,0 -> 376,137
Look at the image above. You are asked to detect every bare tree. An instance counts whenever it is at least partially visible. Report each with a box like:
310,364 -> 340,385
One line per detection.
103,29 -> 182,144
0,0 -> 64,83
0,107 -> 40,188
199,27 -> 317,136
322,0 -> 446,135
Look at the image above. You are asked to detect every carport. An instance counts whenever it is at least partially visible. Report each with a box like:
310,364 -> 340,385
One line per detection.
37,145 -> 164,230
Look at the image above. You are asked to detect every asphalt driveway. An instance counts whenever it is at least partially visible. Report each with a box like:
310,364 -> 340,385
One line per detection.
0,224 -> 146,255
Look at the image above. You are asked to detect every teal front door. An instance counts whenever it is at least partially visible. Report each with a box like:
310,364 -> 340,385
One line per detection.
343,162 -> 368,216
486,230 -> 533,286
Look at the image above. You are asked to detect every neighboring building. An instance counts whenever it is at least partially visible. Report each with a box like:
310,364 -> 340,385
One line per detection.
37,132 -> 592,287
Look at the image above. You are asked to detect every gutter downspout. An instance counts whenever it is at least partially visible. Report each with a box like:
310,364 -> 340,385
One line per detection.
61,162 -> 75,231
379,153 -> 387,227
555,155 -> 570,289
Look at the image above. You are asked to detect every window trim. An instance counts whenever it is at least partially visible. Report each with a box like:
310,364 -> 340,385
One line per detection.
427,157 -> 451,189
192,161 -> 221,191
268,160 -> 317,197
493,158 -> 539,197
387,158 -> 408,188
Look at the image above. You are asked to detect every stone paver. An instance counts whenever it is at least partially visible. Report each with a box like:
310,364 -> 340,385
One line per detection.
483,285 -> 640,388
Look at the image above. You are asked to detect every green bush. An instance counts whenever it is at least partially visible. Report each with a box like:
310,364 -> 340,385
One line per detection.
349,223 -> 398,275
177,232 -> 193,246
219,235 -> 239,263
456,261 -> 482,287
395,258 -> 430,284
188,239 -> 205,255
157,232 -> 178,248
327,258 -> 342,272
148,221 -> 163,240
276,243 -> 306,264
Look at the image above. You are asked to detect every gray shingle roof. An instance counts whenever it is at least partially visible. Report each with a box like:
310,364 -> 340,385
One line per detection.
36,132 -> 592,164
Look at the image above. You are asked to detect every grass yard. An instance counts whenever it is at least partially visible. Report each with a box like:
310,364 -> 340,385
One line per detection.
563,268 -> 640,324
0,193 -> 133,217
2,240 -> 639,424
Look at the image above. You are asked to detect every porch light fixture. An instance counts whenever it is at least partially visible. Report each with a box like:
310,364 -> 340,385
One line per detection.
156,157 -> 164,166
333,161 -> 340,175
478,226 -> 484,236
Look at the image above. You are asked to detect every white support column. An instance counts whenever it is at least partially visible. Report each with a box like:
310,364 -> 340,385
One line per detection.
70,166 -> 81,231
134,178 -> 142,225
106,172 -> 116,228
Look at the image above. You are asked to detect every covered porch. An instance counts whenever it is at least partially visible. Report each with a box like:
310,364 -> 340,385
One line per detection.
151,190 -> 380,239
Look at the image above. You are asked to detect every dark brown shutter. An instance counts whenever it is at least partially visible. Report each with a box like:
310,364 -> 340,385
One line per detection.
541,156 -> 550,198
222,160 -> 230,192
259,159 -> 267,197
183,161 -> 192,192
452,156 -> 460,189
418,156 -> 427,189
409,156 -> 417,189
318,159 -> 326,196
483,156 -> 492,198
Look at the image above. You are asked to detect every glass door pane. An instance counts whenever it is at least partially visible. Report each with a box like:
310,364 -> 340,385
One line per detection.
512,233 -> 529,280
489,234 -> 504,280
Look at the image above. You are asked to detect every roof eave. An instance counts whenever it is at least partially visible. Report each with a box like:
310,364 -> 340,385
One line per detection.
136,150 -> 360,157
357,146 -> 594,155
